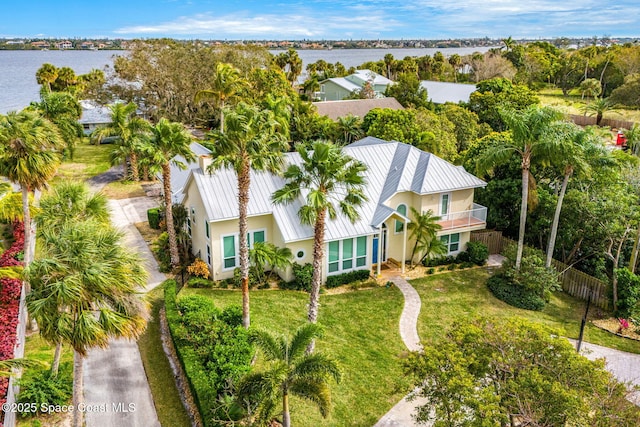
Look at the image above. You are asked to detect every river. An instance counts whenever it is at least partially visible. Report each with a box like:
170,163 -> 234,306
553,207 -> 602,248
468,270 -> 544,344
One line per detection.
0,46 -> 492,114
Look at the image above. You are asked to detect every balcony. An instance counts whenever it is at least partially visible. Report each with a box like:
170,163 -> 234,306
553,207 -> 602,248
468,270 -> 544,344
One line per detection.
437,203 -> 487,231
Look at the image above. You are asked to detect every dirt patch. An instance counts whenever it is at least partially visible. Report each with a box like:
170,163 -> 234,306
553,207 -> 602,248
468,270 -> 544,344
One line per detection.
101,181 -> 147,199
592,318 -> 640,341
134,221 -> 163,246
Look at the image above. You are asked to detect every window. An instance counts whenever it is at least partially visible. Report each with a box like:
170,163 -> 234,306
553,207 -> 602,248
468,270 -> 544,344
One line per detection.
205,221 -> 209,238
328,237 -> 368,275
440,193 -> 450,216
223,235 -> 236,269
395,204 -> 407,233
222,230 -> 267,270
440,233 -> 460,254
295,250 -> 305,260
186,217 -> 191,237
206,244 -> 211,266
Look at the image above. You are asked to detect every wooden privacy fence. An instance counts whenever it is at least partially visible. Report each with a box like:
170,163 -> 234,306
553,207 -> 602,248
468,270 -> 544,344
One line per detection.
471,230 -> 610,310
569,114 -> 635,130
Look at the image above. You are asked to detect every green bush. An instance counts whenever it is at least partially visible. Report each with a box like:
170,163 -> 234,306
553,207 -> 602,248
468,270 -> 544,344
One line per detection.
455,251 -> 470,263
152,232 -> 171,272
615,268 -> 640,319
466,241 -> 489,265
164,280 -> 252,426
423,255 -> 456,267
280,263 -> 313,292
426,268 -> 435,275
487,273 -> 546,311
325,269 -> 371,288
187,277 -> 214,288
147,207 -> 162,230
17,364 -> 73,416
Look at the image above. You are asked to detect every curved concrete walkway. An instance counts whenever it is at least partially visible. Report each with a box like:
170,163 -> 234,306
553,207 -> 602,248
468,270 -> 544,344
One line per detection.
83,196 -> 163,427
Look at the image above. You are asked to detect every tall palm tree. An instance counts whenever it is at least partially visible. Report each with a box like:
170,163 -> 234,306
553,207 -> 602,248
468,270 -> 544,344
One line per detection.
407,207 -> 443,267
237,324 -> 341,427
35,182 -> 110,374
0,110 -> 64,270
544,125 -> 606,268
25,221 -> 148,427
35,63 -> 59,94
208,103 -> 288,329
448,54 -> 462,82
476,105 -> 564,270
195,62 -> 246,133
31,91 -> 83,159
146,118 -> 194,268
384,53 -> 395,79
582,98 -> 616,126
272,141 -> 367,352
92,102 -> 149,181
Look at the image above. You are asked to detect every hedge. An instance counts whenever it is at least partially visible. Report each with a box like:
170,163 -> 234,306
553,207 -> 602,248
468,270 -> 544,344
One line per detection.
487,274 -> 546,311
147,207 -> 162,230
325,269 -> 371,289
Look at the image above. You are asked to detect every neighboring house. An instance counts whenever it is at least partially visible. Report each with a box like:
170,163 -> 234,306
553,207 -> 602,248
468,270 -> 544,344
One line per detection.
56,40 -> 73,50
78,101 -> 112,135
313,98 -> 404,120
419,81 -> 477,104
318,69 -> 393,101
180,137 -> 487,283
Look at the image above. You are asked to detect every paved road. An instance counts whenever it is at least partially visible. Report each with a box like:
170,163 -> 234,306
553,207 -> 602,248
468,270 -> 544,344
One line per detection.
83,196 -> 163,427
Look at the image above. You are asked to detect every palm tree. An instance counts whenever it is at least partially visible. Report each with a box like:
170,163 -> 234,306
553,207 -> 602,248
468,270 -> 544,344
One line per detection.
25,221 -> 148,427
31,91 -> 83,159
0,182 -> 24,222
272,141 -> 367,352
334,114 -> 364,146
624,124 -> 640,157
407,207 -> 443,267
146,118 -> 194,268
384,53 -> 395,79
476,105 -> 564,270
237,324 -> 341,427
208,103 -> 288,329
0,110 -> 64,269
544,125 -> 606,268
35,182 -> 110,374
92,102 -> 149,181
448,54 -> 462,82
582,98 -> 616,126
195,62 -> 246,133
249,242 -> 293,284
35,63 -> 59,93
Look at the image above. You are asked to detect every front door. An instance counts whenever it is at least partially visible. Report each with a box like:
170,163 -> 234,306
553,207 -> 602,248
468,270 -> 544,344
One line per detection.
372,225 -> 388,263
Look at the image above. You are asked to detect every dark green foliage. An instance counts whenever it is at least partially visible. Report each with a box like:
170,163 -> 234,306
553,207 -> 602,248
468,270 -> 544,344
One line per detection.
469,78 -> 539,131
187,277 -> 214,288
147,207 -> 161,229
17,364 -> 73,416
466,241 -> 489,265
615,268 -> 640,320
383,72 -> 429,108
426,268 -> 435,275
455,251 -> 470,263
487,273 -> 546,311
280,262 -> 313,292
164,280 -> 252,426
152,232 -> 171,272
487,244 -> 560,311
423,255 -> 456,267
325,269 -> 371,289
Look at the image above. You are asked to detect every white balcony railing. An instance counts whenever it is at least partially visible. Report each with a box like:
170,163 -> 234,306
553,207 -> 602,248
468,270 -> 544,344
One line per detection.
437,203 -> 487,231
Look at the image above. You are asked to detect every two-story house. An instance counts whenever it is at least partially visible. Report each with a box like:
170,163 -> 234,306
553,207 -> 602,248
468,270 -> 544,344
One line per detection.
180,137 -> 487,283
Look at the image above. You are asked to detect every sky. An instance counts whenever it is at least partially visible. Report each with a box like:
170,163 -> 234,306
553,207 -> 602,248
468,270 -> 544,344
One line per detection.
2,0 -> 639,40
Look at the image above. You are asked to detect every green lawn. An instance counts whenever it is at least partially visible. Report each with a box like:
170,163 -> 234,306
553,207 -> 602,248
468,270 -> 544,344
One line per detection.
538,88 -> 640,123
53,138 -> 112,183
412,268 -> 640,354
138,287 -> 191,427
181,287 -> 408,427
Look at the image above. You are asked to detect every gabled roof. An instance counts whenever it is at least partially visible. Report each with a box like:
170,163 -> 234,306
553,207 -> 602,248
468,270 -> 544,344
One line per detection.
168,142 -> 211,203
419,81 -> 476,104
313,98 -> 404,120
321,77 -> 362,92
183,137 -> 485,243
348,69 -> 393,86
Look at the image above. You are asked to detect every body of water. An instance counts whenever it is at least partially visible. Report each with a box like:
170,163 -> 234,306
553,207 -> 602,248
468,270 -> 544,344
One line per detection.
0,47 -> 492,114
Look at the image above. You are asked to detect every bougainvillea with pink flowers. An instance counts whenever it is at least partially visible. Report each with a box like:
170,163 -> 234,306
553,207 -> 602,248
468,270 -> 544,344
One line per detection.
0,222 -> 25,424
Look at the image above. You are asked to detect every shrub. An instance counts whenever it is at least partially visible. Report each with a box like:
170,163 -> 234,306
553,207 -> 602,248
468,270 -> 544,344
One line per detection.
325,269 -> 370,288
187,258 -> 210,279
466,241 -> 489,265
187,277 -> 214,289
615,268 -> 640,319
152,232 -> 171,272
487,273 -> 546,311
280,263 -> 313,292
426,268 -> 435,275
147,207 -> 161,230
455,251 -> 470,263
17,364 -> 73,416
423,255 -> 457,267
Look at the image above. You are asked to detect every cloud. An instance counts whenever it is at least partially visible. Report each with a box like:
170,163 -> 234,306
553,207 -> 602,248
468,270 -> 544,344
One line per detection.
114,10 -> 400,38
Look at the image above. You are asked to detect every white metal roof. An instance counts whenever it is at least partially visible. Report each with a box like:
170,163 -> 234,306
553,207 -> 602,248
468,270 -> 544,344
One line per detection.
169,142 -> 211,203
419,81 -> 477,104
323,77 -> 362,92
182,137 -> 485,243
